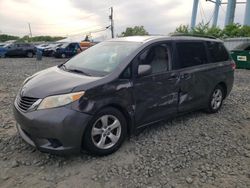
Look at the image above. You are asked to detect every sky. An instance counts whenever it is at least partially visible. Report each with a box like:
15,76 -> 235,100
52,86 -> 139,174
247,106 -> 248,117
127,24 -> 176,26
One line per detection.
0,0 -> 247,41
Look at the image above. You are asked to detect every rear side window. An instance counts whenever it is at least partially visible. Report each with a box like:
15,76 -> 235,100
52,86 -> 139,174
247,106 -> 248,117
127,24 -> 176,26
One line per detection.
175,42 -> 207,69
206,42 -> 229,62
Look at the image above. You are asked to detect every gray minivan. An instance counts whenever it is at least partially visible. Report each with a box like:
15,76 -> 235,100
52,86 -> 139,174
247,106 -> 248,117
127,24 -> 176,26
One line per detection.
13,36 -> 235,155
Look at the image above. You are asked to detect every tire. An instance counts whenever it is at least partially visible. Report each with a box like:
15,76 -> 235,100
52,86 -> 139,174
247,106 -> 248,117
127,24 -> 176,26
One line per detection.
61,53 -> 66,58
83,107 -> 127,156
51,51 -> 55,57
48,51 -> 53,57
206,85 -> 225,113
27,51 -> 33,58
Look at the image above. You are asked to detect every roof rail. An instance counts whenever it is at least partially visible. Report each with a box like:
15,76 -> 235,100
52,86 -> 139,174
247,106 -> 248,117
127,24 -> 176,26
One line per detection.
170,33 -> 217,39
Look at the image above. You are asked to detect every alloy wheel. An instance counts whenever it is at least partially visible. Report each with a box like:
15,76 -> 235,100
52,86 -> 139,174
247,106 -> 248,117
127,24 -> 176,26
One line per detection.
211,88 -> 223,110
27,52 -> 33,58
91,115 -> 121,149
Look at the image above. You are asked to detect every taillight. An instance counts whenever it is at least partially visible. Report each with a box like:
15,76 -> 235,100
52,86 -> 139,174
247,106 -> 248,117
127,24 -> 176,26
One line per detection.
231,60 -> 236,70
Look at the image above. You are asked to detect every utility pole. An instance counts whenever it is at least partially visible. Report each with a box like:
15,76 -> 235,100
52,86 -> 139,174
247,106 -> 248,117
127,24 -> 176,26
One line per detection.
212,0 -> 221,27
207,0 -> 247,27
109,7 -> 114,38
225,0 -> 236,26
191,0 -> 199,29
28,23 -> 32,37
244,0 -> 250,26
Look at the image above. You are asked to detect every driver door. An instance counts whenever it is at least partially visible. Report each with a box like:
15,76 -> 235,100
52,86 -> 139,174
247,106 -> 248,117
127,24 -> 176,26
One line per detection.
132,42 -> 180,126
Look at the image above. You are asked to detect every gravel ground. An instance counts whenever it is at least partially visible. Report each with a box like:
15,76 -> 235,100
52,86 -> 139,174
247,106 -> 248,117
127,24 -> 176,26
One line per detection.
0,57 -> 250,188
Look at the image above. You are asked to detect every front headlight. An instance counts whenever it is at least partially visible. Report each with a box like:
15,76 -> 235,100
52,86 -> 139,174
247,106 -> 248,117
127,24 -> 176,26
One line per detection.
37,91 -> 84,110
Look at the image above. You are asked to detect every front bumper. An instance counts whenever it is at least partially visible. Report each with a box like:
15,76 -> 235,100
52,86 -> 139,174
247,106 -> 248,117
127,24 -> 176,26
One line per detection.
13,104 -> 92,155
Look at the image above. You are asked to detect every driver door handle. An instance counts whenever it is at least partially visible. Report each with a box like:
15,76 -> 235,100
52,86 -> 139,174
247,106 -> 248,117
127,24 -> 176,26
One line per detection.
168,73 -> 179,80
180,73 -> 191,79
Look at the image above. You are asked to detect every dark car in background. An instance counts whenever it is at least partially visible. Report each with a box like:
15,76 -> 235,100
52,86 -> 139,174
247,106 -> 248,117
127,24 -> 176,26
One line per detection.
36,44 -> 49,54
13,36 -> 234,156
5,43 -> 36,58
0,43 -> 10,58
54,42 -> 82,58
43,43 -> 65,57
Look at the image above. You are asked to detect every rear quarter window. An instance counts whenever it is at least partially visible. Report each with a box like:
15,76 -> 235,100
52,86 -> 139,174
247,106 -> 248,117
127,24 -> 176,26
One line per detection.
206,41 -> 229,62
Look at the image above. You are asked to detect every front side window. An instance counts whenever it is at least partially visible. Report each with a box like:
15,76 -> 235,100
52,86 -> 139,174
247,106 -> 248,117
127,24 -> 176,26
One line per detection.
175,42 -> 207,69
64,41 -> 140,76
207,41 -> 229,62
120,65 -> 132,79
136,43 -> 171,75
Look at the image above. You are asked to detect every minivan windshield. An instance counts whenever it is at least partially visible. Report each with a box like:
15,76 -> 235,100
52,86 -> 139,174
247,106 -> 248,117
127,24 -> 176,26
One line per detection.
63,41 -> 140,76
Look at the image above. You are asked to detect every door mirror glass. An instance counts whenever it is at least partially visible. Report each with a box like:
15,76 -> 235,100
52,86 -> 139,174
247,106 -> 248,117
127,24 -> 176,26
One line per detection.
138,65 -> 152,77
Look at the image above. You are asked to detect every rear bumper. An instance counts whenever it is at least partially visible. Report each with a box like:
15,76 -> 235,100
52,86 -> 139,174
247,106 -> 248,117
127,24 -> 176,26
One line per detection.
13,104 -> 92,155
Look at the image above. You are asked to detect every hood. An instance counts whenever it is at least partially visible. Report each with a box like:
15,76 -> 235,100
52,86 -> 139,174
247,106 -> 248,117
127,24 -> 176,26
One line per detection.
21,66 -> 101,98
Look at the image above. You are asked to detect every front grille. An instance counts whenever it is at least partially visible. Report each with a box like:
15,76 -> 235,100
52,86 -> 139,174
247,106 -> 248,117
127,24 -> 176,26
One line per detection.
16,95 -> 39,112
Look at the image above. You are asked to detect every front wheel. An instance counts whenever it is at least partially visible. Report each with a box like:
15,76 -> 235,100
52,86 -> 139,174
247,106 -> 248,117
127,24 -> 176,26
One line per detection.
83,107 -> 127,156
206,85 -> 224,113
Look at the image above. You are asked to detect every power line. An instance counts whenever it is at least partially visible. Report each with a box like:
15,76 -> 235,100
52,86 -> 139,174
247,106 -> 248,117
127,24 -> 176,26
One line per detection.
199,0 -> 208,23
30,8 -> 109,27
0,8 -> 114,37
198,1 -> 204,23
63,25 -> 106,35
67,26 -> 110,37
30,15 -> 98,26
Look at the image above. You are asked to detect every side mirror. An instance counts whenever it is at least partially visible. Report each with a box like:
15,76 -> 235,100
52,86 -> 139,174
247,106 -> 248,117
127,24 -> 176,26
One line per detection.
138,65 -> 152,77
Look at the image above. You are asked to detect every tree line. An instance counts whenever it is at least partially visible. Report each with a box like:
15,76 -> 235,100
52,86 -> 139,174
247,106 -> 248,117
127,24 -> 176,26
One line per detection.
174,23 -> 250,39
0,34 -> 65,43
1,23 -> 250,43
120,23 -> 250,39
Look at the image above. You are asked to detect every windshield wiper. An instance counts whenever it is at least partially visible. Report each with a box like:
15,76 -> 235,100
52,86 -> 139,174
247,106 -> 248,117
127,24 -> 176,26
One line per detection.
67,68 -> 92,76
59,64 -> 67,70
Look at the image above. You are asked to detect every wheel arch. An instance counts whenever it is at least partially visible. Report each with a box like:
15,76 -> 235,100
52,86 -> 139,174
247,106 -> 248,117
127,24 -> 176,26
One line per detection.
81,103 -> 134,154
99,104 -> 134,136
216,82 -> 227,99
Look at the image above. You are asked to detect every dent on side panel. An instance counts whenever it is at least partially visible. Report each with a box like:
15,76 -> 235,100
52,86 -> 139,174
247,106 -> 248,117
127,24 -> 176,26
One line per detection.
179,93 -> 189,105
158,92 -> 179,107
178,72 -> 197,106
152,75 -> 180,108
72,80 -> 134,115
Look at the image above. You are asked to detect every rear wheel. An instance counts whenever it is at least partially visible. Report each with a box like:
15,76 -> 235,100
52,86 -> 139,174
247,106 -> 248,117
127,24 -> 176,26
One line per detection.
61,53 -> 66,58
83,107 -> 127,156
206,85 -> 224,113
27,51 -> 33,58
